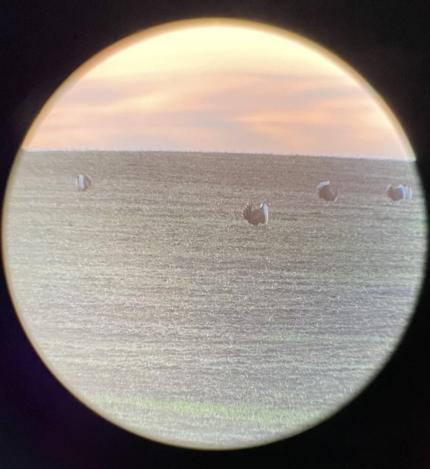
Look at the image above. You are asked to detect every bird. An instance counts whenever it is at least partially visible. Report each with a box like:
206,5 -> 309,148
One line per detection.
243,201 -> 269,225
386,184 -> 412,201
76,174 -> 92,191
317,180 -> 338,202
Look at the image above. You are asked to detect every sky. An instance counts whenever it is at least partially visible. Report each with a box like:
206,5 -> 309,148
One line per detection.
23,19 -> 414,160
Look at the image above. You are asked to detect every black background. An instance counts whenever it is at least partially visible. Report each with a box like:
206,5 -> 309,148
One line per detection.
1,1 -> 429,468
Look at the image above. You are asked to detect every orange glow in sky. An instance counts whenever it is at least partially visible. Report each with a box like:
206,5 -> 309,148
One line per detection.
23,19 -> 414,160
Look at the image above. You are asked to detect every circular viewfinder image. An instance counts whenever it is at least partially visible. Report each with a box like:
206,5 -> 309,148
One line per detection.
2,19 -> 427,449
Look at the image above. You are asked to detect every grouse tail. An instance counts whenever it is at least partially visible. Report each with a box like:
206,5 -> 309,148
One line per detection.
242,203 -> 252,222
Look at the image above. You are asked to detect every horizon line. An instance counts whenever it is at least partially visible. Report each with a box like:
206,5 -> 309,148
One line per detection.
20,147 -> 414,162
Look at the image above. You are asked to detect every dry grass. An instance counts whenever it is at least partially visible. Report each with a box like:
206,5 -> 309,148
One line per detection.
3,150 -> 426,448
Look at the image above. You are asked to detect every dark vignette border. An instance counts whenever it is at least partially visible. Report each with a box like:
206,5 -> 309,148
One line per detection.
1,1 -> 429,468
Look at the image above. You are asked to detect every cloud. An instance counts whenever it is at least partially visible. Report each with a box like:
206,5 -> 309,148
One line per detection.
24,24 -> 412,160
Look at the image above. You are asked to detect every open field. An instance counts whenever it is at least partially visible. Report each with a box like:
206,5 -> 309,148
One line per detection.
2,150 -> 427,448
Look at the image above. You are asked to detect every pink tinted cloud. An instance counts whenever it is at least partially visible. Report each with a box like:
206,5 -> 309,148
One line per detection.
26,72 -> 408,158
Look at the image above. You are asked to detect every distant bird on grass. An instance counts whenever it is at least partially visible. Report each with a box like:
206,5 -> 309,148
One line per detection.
317,180 -> 338,202
243,202 -> 269,225
76,174 -> 92,191
386,184 -> 412,202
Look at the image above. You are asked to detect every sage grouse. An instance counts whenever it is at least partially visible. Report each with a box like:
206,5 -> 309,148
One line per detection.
386,184 -> 412,201
243,202 -> 269,225
317,180 -> 338,202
